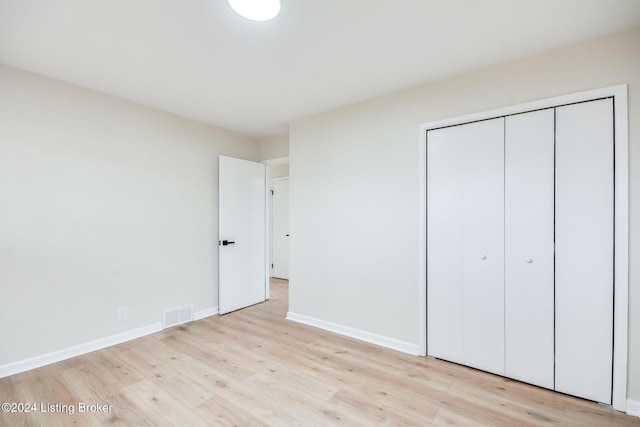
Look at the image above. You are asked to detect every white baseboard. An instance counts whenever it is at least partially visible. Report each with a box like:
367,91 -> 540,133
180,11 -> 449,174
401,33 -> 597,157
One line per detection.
627,399 -> 640,418
194,306 -> 218,320
0,322 -> 163,379
286,311 -> 420,355
1,306 -> 220,379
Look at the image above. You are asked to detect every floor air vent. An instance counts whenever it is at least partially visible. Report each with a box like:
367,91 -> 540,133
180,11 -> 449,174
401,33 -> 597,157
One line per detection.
163,305 -> 193,329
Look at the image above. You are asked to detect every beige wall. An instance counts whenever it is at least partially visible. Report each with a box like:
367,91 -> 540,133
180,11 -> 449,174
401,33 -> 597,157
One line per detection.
260,133 -> 289,160
289,27 -> 640,402
0,65 -> 259,367
269,163 -> 289,178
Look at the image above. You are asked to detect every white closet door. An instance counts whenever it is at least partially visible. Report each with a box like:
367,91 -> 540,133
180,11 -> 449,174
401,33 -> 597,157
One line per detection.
555,99 -> 614,404
504,109 -> 555,389
427,125 -> 465,365
427,118 -> 505,375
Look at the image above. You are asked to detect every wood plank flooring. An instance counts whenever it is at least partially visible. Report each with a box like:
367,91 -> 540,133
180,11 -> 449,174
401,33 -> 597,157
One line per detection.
1,278 -> 638,426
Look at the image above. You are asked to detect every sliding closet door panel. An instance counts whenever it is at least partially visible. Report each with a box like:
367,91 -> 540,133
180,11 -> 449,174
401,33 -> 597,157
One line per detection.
461,118 -> 505,376
555,99 -> 614,404
427,127 -> 465,365
427,118 -> 505,375
504,109 -> 555,389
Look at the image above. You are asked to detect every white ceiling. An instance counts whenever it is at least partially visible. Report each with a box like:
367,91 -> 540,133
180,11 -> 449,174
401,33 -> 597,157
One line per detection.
1,0 -> 639,138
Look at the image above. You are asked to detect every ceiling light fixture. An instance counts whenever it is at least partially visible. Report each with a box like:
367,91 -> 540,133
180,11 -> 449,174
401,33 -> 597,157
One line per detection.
227,0 -> 281,22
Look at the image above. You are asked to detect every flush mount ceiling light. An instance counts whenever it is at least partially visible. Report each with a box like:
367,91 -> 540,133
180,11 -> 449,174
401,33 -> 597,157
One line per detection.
227,0 -> 281,22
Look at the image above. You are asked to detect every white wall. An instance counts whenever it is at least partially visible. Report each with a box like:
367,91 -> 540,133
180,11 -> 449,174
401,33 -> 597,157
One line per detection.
0,65 -> 259,368
289,27 -> 640,401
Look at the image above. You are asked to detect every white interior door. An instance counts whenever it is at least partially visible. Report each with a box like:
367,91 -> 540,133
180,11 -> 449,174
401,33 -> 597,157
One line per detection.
504,109 -> 555,389
555,99 -> 614,404
219,155 -> 266,315
271,178 -> 289,280
427,118 -> 505,375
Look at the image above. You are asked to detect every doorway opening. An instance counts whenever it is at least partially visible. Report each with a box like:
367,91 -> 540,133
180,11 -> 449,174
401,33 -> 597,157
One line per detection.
263,157 -> 289,302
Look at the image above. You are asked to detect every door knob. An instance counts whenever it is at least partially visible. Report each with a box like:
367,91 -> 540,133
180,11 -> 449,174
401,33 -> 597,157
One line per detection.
525,257 -> 533,263
480,255 -> 487,260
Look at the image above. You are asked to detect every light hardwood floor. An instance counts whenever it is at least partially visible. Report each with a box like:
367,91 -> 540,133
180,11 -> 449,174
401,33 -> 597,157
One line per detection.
1,278 -> 638,426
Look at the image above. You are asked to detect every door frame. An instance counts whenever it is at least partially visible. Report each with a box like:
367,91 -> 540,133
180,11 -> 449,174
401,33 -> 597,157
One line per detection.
262,156 -> 289,300
418,84 -> 629,411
